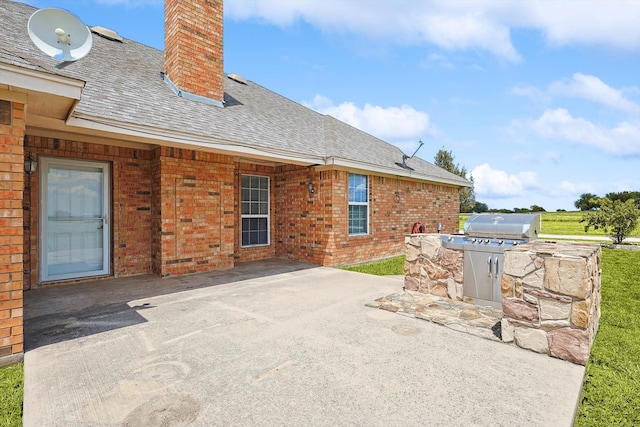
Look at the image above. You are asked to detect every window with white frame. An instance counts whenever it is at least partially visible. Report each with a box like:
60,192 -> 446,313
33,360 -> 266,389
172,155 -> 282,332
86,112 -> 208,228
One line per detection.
348,173 -> 369,235
241,175 -> 269,246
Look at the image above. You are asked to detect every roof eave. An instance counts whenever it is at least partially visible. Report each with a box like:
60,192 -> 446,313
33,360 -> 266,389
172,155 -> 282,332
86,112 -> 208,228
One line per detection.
325,157 -> 472,187
66,114 -> 326,166
0,62 -> 85,99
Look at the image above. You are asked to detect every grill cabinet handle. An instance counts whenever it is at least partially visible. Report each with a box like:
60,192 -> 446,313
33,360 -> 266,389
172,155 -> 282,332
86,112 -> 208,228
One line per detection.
494,257 -> 499,278
488,256 -> 492,277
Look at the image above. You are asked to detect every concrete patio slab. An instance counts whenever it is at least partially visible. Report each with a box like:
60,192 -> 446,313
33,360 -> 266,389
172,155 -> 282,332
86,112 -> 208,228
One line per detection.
23,259 -> 584,426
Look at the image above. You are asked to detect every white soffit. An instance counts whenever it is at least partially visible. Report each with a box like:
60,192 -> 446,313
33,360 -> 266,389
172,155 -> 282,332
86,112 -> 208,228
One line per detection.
0,63 -> 84,99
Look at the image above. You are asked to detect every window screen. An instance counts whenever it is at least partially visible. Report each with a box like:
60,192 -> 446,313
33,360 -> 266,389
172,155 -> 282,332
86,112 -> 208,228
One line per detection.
348,174 -> 368,235
241,175 -> 269,246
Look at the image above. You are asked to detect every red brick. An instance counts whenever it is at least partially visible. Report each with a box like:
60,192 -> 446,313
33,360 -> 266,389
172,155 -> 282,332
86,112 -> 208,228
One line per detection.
0,334 -> 22,347
18,130 -> 460,285
0,299 -> 22,311
0,280 -> 22,292
0,263 -> 21,274
165,0 -> 224,102
0,317 -> 24,329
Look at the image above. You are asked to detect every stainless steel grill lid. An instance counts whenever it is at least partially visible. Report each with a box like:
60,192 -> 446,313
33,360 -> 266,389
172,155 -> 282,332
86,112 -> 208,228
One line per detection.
463,213 -> 541,240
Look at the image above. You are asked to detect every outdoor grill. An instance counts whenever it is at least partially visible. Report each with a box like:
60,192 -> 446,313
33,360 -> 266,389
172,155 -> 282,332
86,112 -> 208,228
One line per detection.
441,213 -> 541,306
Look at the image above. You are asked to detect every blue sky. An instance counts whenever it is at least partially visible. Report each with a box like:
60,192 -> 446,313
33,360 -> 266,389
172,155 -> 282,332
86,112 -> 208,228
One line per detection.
22,0 -> 640,211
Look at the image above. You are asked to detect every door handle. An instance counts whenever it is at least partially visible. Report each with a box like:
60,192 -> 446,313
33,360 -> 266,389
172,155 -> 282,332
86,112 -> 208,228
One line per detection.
487,256 -> 492,277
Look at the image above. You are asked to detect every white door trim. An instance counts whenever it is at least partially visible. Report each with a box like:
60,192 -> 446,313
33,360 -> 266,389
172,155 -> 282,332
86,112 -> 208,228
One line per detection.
40,157 -> 111,282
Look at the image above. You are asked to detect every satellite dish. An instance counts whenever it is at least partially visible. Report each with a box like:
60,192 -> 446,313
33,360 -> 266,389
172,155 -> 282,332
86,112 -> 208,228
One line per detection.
27,8 -> 93,69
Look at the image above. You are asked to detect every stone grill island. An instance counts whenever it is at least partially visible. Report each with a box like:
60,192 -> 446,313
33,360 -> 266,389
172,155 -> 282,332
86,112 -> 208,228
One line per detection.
404,234 -> 601,365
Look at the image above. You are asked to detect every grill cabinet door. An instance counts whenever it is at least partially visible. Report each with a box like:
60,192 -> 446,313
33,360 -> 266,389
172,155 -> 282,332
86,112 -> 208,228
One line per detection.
463,249 -> 503,303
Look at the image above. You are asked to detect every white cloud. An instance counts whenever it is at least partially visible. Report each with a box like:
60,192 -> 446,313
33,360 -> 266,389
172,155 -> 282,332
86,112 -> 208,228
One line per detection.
514,108 -> 640,156
304,94 -> 433,150
511,74 -> 640,113
226,0 -> 640,62
521,0 -> 640,51
560,181 -> 594,195
471,163 -> 539,198
549,73 -> 640,114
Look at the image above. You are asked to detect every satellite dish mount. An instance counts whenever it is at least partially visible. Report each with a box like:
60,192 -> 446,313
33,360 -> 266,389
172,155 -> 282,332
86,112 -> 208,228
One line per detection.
396,140 -> 424,171
27,8 -> 93,69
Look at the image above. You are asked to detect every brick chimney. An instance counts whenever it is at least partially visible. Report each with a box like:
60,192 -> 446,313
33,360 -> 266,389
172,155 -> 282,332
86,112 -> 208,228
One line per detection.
164,0 -> 224,106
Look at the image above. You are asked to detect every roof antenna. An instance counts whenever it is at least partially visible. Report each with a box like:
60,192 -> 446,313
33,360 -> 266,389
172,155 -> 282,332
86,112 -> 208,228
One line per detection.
396,139 -> 424,170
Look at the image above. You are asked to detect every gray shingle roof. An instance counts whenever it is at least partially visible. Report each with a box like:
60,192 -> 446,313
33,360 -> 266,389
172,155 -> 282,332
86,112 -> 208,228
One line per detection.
1,0 -> 470,187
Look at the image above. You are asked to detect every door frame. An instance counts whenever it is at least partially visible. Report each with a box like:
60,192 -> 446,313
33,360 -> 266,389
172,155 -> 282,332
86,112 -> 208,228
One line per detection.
39,157 -> 111,282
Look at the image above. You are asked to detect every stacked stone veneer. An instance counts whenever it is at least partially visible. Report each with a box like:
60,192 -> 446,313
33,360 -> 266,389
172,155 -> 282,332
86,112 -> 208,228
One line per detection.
501,241 -> 601,365
404,234 -> 464,301
404,234 -> 601,365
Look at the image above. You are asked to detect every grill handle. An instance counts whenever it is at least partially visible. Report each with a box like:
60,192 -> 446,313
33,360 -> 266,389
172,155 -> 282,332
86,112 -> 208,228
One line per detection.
487,256 -> 492,277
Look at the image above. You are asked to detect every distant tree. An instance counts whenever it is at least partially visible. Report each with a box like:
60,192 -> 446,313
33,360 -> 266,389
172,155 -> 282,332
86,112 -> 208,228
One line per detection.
574,193 -> 599,211
459,175 -> 476,213
530,205 -> 546,212
473,201 -> 489,213
434,147 -> 476,213
606,191 -> 640,209
514,207 -> 530,213
582,198 -> 640,244
556,209 -> 566,212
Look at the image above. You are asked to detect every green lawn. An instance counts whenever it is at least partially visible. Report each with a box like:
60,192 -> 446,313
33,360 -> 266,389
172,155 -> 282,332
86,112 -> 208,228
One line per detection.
0,362 -> 23,427
574,248 -> 640,426
460,211 -> 640,238
340,255 -> 405,275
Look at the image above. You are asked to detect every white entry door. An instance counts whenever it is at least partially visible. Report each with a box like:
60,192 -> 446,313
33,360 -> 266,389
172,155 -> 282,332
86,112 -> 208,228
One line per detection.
41,158 -> 110,282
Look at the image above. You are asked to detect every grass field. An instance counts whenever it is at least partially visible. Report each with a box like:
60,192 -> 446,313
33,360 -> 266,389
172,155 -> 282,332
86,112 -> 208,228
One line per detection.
459,211 -> 640,238
574,248 -> 640,426
0,362 -> 23,427
340,255 -> 405,275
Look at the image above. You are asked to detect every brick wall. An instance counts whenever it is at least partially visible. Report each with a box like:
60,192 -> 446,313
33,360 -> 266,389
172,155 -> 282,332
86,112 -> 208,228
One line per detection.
19,135 -> 461,283
23,136 -> 153,288
275,167 -> 460,266
0,100 -> 24,363
151,147 -> 235,276
273,165 -> 325,264
326,170 -> 460,266
164,0 -> 224,103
